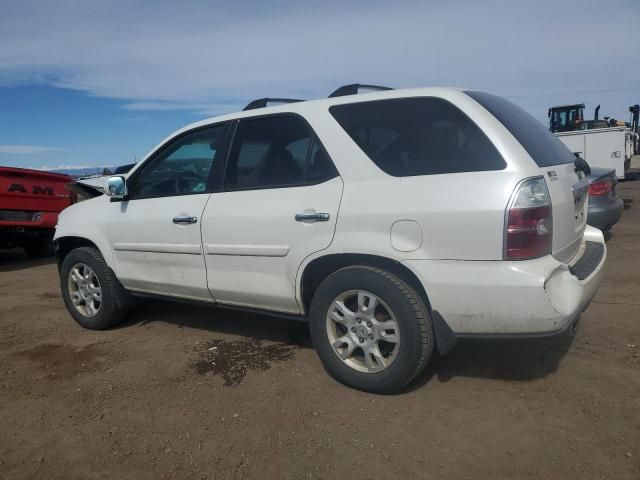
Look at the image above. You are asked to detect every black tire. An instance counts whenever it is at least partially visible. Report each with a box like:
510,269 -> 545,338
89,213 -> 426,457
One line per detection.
60,246 -> 131,330
23,233 -> 54,258
309,266 -> 433,394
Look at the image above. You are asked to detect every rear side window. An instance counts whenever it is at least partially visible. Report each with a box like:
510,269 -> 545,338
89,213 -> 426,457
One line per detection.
329,97 -> 505,177
467,91 -> 576,167
225,115 -> 338,190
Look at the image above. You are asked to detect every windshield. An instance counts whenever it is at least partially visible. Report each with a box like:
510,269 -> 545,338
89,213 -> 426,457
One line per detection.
467,91 -> 576,168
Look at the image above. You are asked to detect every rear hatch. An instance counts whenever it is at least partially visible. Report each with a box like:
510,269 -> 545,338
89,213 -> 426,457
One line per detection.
544,162 -> 588,262
467,91 -> 588,263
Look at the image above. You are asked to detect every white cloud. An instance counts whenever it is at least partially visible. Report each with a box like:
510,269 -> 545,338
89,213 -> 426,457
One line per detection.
0,1 -> 638,119
0,145 -> 62,154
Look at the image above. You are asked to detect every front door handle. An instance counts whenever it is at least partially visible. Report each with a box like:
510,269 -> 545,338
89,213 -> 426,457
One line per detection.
173,216 -> 198,225
295,212 -> 330,222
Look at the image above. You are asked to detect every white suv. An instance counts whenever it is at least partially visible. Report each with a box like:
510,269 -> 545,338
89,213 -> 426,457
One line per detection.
55,85 -> 607,393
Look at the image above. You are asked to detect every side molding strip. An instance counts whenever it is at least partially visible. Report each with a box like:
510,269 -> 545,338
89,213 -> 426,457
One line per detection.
204,244 -> 290,257
113,243 -> 202,255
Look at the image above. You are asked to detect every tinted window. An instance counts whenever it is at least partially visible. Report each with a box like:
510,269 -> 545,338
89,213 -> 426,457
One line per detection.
225,115 -> 337,189
133,124 -> 228,198
467,91 -> 575,167
308,140 -> 338,183
329,97 -> 505,177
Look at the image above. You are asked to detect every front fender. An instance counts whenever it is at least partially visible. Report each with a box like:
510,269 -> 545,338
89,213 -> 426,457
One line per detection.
54,196 -> 115,270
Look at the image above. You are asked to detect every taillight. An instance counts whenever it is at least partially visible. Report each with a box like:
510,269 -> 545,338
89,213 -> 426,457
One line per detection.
588,180 -> 612,196
505,177 -> 552,260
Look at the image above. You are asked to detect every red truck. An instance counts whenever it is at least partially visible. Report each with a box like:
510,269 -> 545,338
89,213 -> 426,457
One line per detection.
1,166 -> 75,258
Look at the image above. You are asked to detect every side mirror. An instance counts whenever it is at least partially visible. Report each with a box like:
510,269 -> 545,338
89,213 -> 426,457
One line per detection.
107,176 -> 128,201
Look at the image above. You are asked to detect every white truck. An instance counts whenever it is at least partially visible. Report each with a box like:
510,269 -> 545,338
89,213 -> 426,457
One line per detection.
554,126 -> 635,179
549,103 -> 638,179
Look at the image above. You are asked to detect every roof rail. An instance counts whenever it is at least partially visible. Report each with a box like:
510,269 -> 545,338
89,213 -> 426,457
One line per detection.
328,83 -> 394,98
242,98 -> 304,111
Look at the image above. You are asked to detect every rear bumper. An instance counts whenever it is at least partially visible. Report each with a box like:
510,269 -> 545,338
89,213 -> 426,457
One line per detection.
587,197 -> 623,231
403,226 -> 607,336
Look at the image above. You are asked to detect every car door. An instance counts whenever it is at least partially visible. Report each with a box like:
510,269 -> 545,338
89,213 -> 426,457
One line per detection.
201,114 -> 343,313
108,122 -> 231,300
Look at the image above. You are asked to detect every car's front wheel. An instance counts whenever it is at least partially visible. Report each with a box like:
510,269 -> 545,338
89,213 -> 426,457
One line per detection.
309,266 -> 434,393
60,246 -> 130,330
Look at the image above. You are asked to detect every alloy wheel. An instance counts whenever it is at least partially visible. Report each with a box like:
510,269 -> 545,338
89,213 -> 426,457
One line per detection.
67,263 -> 102,317
325,290 -> 400,373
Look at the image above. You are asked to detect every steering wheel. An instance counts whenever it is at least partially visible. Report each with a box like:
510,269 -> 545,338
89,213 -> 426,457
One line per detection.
174,171 -> 207,194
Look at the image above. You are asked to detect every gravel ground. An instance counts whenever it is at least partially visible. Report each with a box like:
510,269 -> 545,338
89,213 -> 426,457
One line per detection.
1,181 -> 639,480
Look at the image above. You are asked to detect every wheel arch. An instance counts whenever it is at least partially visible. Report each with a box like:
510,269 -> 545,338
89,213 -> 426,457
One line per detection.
299,253 -> 432,315
298,253 -> 457,355
54,236 -> 108,270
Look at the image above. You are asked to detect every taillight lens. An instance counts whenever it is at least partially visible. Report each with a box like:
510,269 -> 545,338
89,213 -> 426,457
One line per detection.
588,180 -> 612,196
505,177 -> 552,260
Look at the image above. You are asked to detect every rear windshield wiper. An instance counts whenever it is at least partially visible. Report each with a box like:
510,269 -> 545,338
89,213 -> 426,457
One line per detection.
573,153 -> 591,175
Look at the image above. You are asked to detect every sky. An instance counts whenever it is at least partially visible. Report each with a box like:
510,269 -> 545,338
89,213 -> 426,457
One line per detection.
0,0 -> 638,170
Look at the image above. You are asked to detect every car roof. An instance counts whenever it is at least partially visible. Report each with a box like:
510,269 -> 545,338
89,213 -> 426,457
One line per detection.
178,87 -> 467,132
125,86 -> 479,178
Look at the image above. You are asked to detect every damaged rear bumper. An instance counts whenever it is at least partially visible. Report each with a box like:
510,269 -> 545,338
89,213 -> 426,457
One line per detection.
403,226 -> 607,338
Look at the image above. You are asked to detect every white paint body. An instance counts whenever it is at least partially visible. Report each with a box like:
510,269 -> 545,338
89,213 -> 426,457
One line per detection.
55,87 -> 607,335
201,177 -> 343,312
554,126 -> 634,179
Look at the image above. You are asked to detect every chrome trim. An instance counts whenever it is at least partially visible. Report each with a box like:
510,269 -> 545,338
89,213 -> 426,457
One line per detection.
113,243 -> 202,254
294,212 -> 330,222
204,243 -> 290,257
106,175 -> 127,199
172,216 -> 198,225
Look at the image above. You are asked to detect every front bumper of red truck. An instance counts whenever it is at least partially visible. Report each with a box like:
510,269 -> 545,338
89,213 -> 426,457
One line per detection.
0,210 -> 60,229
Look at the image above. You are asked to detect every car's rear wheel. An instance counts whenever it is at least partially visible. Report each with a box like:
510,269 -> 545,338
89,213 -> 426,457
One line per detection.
60,246 -> 130,330
309,266 -> 433,393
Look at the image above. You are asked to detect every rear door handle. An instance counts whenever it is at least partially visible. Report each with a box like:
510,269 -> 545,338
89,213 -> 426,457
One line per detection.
173,216 -> 198,225
295,212 -> 330,222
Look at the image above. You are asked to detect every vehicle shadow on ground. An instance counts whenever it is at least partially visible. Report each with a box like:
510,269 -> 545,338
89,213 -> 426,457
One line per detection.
408,331 -> 574,391
0,249 -> 56,272
126,298 -> 574,389
123,298 -> 312,347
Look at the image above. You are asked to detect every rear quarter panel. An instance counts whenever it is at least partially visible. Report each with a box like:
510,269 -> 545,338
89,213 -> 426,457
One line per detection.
330,171 -> 518,261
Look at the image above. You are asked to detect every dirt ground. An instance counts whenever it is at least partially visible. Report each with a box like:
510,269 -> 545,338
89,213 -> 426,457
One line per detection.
1,183 -> 639,480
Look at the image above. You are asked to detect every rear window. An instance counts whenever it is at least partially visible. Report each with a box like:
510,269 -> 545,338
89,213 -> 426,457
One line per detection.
467,91 -> 576,168
329,97 -> 506,177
